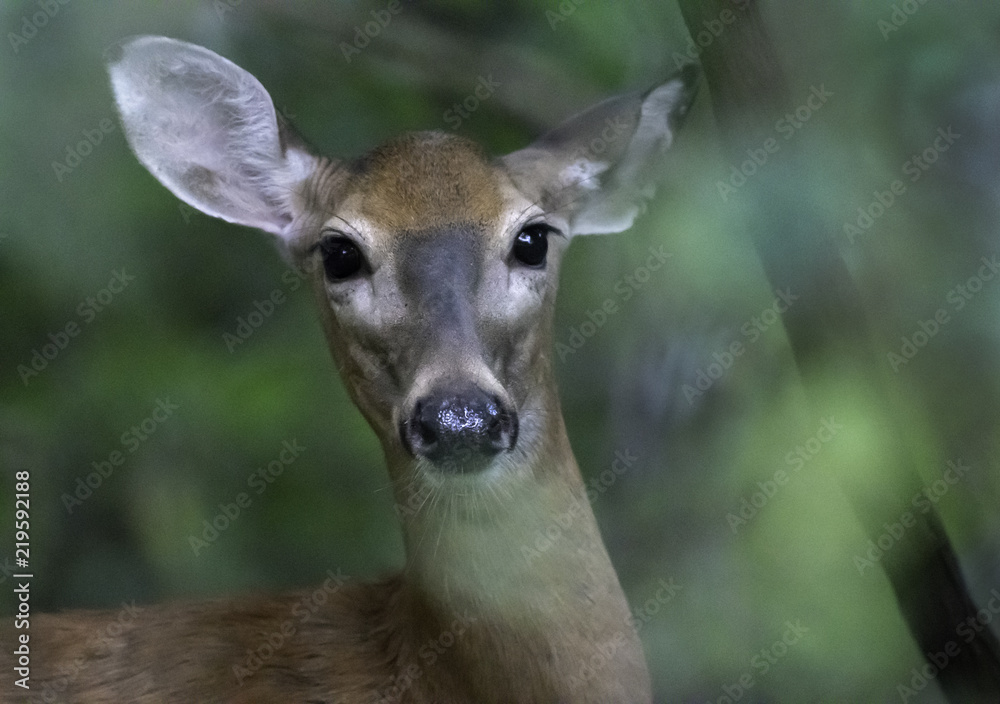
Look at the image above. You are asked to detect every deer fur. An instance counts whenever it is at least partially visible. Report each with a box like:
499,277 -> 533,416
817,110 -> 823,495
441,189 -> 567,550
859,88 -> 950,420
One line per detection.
2,36 -> 698,704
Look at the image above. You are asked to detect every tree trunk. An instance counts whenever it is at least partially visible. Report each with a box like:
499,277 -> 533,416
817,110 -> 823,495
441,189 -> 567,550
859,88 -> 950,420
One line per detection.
675,0 -> 1000,699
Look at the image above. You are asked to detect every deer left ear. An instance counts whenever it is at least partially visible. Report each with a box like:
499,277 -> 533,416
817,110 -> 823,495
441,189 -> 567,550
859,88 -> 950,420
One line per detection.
502,64 -> 699,236
107,36 -> 319,240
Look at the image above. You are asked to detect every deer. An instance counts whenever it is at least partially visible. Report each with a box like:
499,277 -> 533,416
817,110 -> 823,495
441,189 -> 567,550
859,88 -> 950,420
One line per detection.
2,36 -> 698,703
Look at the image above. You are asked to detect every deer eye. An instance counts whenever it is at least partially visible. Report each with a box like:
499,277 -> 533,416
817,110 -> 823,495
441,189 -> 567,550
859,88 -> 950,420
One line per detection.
511,224 -> 552,268
318,235 -> 366,280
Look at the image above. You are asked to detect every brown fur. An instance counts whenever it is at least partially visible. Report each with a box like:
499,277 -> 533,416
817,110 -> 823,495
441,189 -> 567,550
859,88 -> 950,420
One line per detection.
346,132 -> 504,232
3,580 -> 405,703
2,142 -> 652,704
3,72 -> 664,703
1,136 -> 651,704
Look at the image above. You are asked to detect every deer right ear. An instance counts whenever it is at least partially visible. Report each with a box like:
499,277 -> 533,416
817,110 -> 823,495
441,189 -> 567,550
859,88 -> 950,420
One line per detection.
502,65 -> 699,237
107,36 -> 318,239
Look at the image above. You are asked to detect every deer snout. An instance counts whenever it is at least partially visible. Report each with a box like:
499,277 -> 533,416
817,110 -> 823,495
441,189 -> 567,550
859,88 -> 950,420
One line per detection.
400,386 -> 518,472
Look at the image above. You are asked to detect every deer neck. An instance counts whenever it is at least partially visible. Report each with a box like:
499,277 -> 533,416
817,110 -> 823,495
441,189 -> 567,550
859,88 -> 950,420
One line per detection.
383,383 -> 651,702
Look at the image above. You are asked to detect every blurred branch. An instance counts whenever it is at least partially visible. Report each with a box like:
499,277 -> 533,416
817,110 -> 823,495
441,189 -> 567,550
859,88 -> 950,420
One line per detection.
675,0 -> 1000,699
256,1 -> 599,133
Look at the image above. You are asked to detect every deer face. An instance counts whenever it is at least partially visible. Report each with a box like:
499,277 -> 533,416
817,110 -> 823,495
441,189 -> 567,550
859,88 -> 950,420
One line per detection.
286,132 -> 566,475
108,36 -> 697,479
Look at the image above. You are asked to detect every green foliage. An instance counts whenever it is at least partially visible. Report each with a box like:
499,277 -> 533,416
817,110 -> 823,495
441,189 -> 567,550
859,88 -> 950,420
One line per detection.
2,2 -> 998,701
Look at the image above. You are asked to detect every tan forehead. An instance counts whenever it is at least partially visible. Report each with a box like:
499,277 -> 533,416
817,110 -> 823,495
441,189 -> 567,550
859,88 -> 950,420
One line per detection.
345,131 -> 505,232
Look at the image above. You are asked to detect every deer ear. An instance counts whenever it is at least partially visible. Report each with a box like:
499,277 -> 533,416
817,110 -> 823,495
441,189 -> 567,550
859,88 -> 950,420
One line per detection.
107,36 -> 318,239
502,64 -> 699,236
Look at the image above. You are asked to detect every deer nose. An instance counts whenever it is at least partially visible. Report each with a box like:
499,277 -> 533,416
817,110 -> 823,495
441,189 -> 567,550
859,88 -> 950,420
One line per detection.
401,387 -> 518,472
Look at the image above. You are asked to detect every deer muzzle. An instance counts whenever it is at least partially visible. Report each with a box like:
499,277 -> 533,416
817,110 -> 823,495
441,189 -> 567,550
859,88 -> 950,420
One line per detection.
400,385 -> 518,472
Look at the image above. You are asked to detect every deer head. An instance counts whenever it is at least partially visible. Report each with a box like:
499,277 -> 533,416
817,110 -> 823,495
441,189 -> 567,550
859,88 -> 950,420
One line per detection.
108,36 -> 696,490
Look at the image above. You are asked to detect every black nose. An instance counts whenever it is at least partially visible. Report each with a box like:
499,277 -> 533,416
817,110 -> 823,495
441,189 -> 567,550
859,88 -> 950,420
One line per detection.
400,387 -> 518,472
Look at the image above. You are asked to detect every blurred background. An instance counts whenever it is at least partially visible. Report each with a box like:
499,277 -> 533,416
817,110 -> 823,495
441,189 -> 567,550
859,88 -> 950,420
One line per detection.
2,1 -> 1000,701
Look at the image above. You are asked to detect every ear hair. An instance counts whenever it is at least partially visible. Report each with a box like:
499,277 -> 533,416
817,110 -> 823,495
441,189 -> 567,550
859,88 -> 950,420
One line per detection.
503,64 -> 700,236
108,36 -> 318,238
